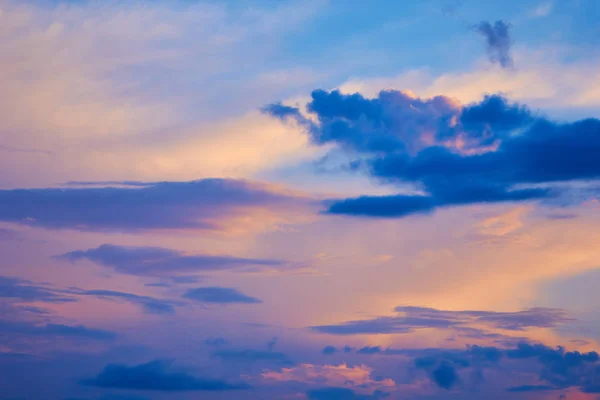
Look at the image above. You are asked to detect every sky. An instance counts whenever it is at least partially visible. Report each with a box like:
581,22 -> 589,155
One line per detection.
1,0 -> 600,399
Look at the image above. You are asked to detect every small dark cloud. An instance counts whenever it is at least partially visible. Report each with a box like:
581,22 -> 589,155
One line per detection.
474,20 -> 513,68
184,287 -> 262,304
58,244 -> 285,278
82,360 -> 249,391
322,345 -> 338,355
212,349 -> 293,365
432,362 -> 459,389
327,195 -> 435,218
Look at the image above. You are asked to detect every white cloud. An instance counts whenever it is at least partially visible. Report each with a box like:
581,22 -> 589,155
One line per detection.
0,0 -> 324,187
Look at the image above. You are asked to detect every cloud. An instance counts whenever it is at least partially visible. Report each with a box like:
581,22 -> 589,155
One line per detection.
507,385 -> 557,392
58,244 -> 286,278
420,343 -> 600,393
341,343 -> 600,394
0,179 -> 310,232
431,362 -> 459,389
262,363 -> 395,392
0,320 -> 116,341
311,305 -> 573,334
184,287 -> 262,304
323,345 -> 338,355
81,360 -> 248,391
0,276 -> 74,303
307,387 -> 390,399
474,21 -> 513,68
266,90 -> 600,218
505,343 -> 600,391
71,289 -> 176,315
212,349 -> 293,365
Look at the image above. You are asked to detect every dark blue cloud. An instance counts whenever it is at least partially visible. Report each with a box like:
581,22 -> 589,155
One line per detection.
0,178 -> 304,232
322,345 -> 338,355
505,344 -> 600,393
481,343 -> 600,393
313,343 -> 600,395
58,244 -> 284,277
212,349 -> 293,365
474,20 -> 513,68
265,90 -> 600,218
184,287 -> 262,304
0,320 -> 116,341
82,360 -> 248,391
431,362 -> 459,389
0,276 -> 74,303
71,289 -> 175,314
311,306 -> 572,334
327,195 -> 435,218
306,387 -> 389,399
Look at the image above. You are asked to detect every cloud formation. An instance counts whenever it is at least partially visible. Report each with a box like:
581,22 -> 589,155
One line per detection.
82,360 -> 249,391
0,276 -> 74,303
0,320 -> 116,341
474,21 -> 513,68
262,363 -> 394,393
58,244 -> 286,277
311,305 -> 573,335
0,179 -> 308,232
326,343 -> 600,394
265,90 -> 600,218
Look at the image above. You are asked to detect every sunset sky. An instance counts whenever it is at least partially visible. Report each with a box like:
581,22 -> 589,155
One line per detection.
1,0 -> 600,399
